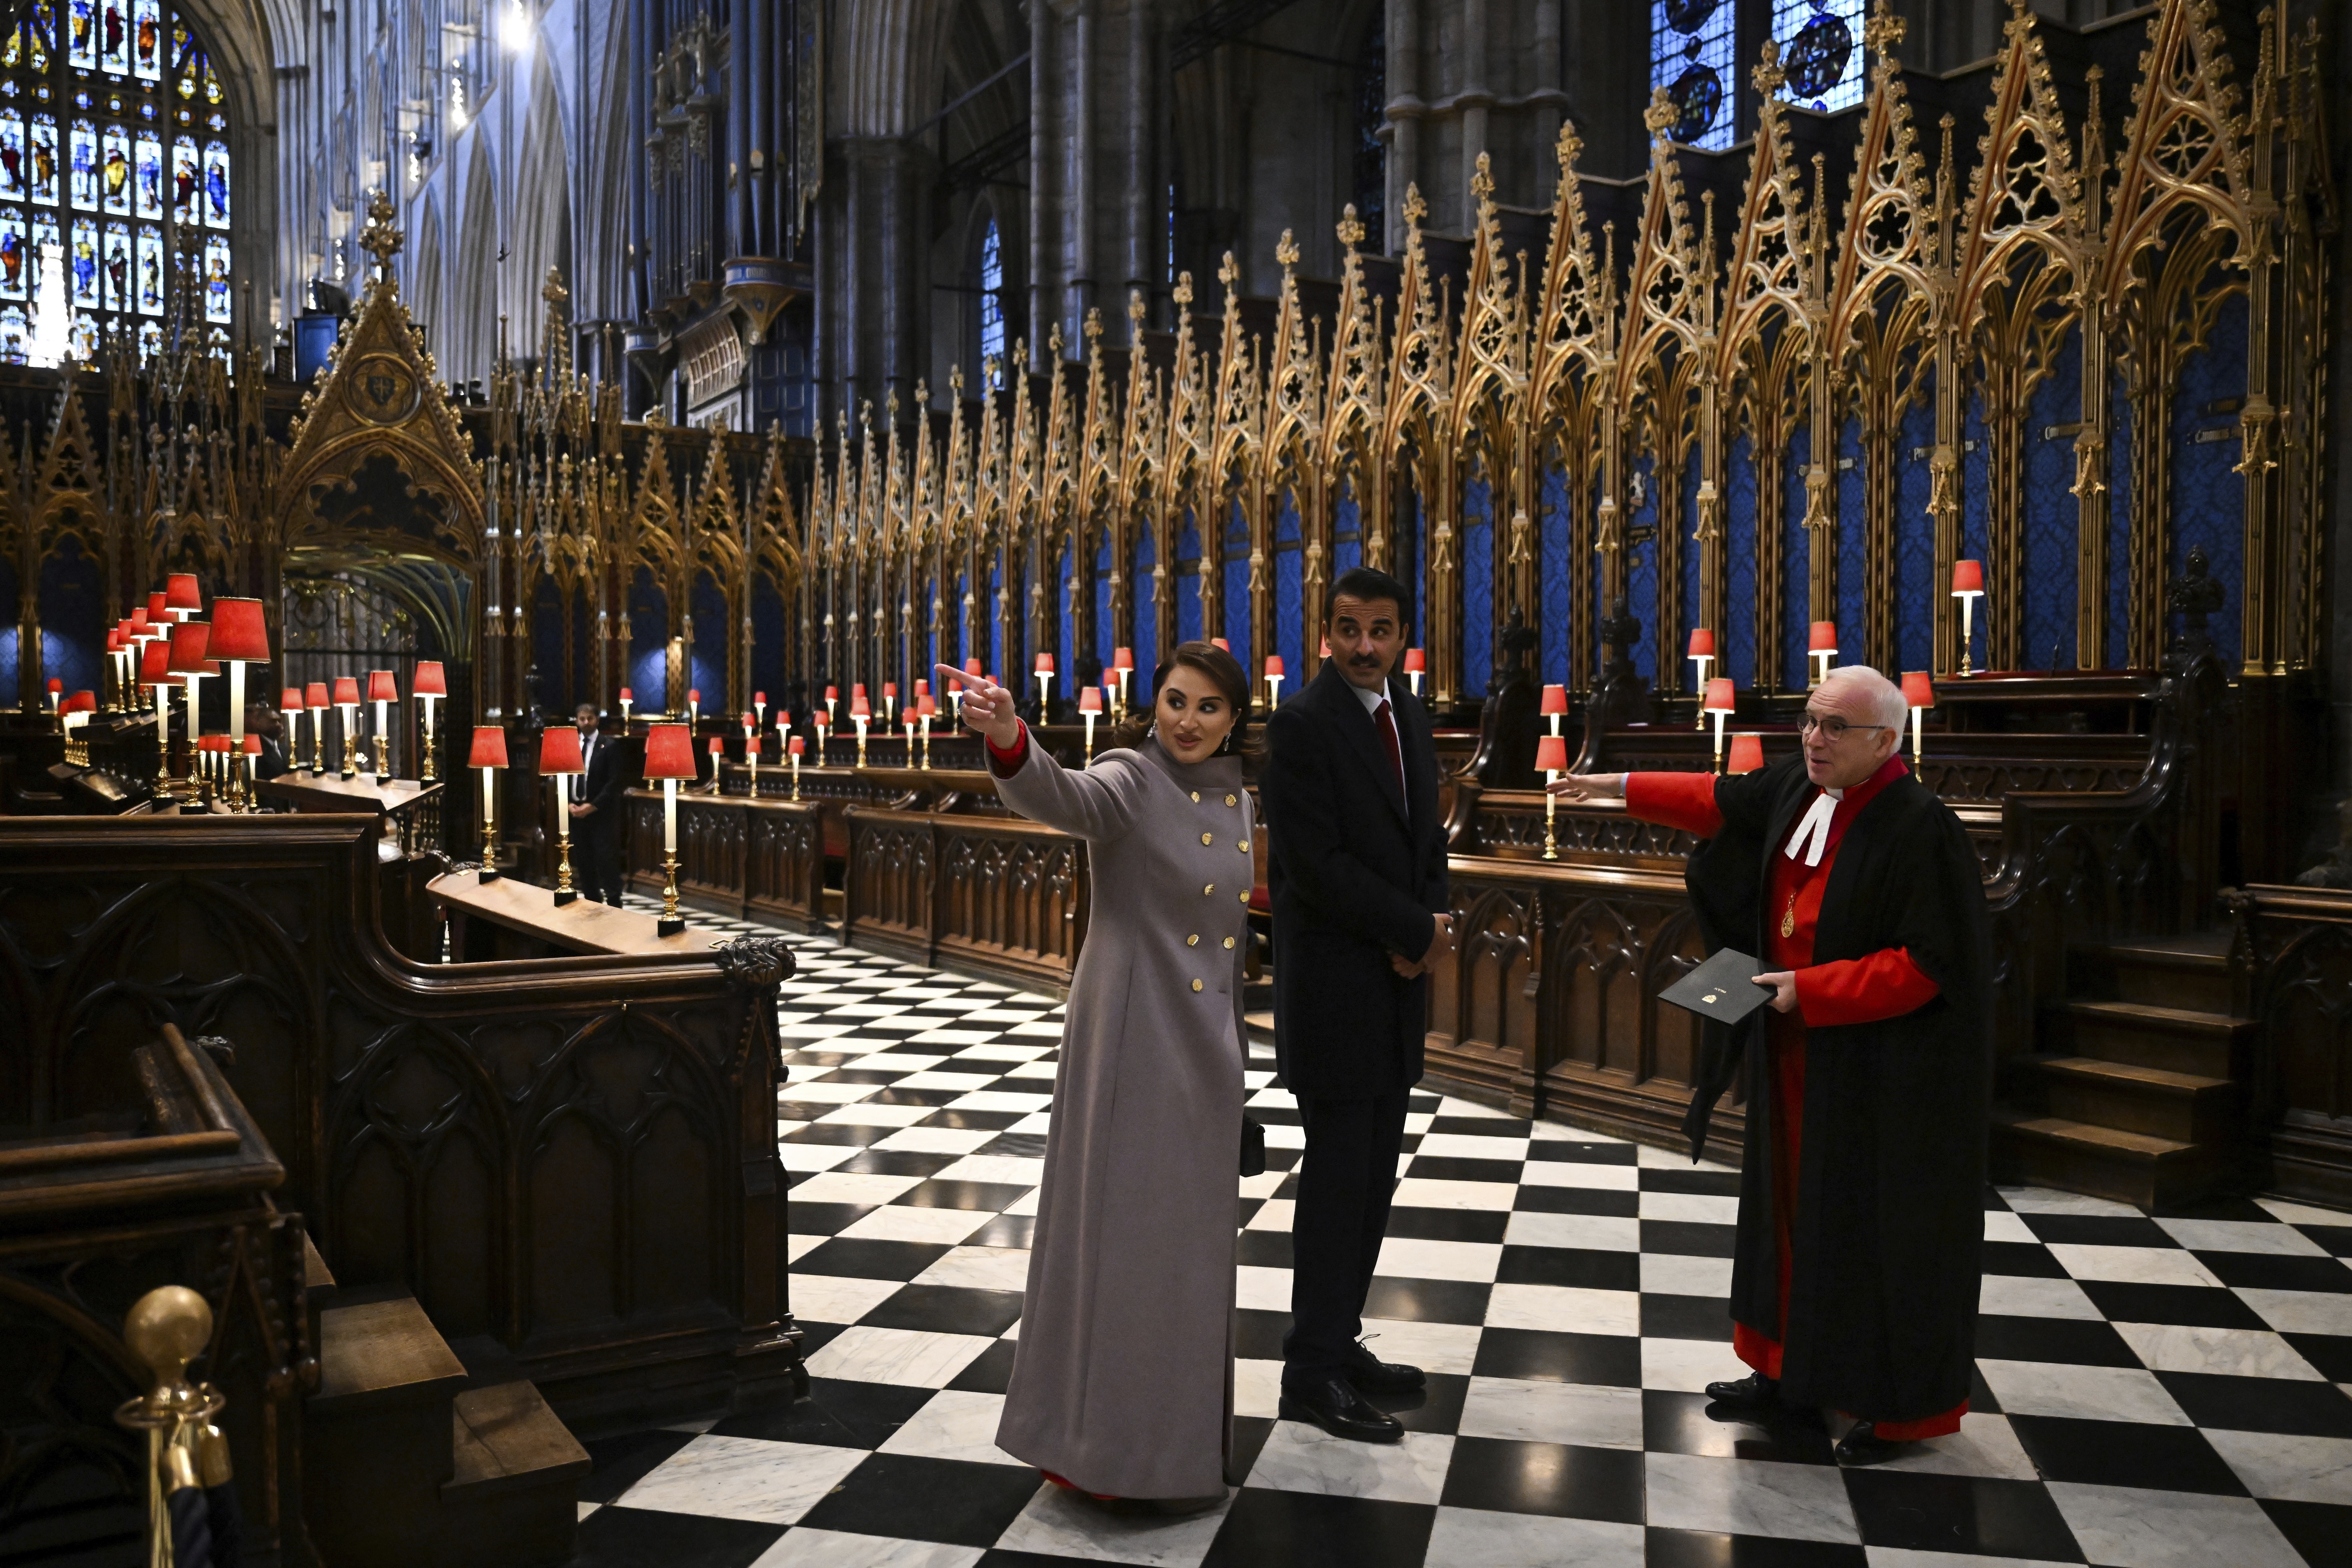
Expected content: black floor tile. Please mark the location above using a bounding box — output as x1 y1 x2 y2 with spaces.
1979 1240 2068 1278
1512 1183 1641 1217
2156 1371 2352 1437
1642 1221 1739 1258
2005 1415 2247 1495
1471 1327 1641 1387
1234 1308 1291 1362
1428 1115 1530 1138
1405 1155 1525 1185
835 1149 968 1178
1526 1140 1638 1165
863 1284 1028 1337
781 1121 874 1144
894 1179 1036 1213
1643 1293 1734 1342
2150 1196 2280 1222
793 1320 848 1360
1228 1414 1275 1482
1364 1371 1468 1434
1972 1314 2141 1368
977 1133 1051 1159
1643 1525 1867 1567
1362 1275 1489 1326
869 1086 973 1107
2076 1280 2269 1330
966 1213 1036 1250
1203 1489 1435 1568
1381 1206 1509 1244
919 1108 1028 1131
2261 1499 2352 1568
1642 1167 1743 1197
577 1428 699 1504
948 1339 1019 1394
2300 1224 2352 1258
709 1377 936 1448
796 1453 1043 1546
1969 1364 2002 1415
1640 1390 1835 1465
1237 1230 1295 1269
2018 1214 2174 1248
2194 1250 2352 1293
1498 1245 1642 1291
788 1201 879 1236
1437 1435 1646 1523
571 1506 786 1568
1841 1468 2085 1561
822 1069 913 1084
794 1237 955 1282
2284 1332 2352 1383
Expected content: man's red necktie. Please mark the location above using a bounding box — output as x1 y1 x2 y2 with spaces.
1375 698 1405 807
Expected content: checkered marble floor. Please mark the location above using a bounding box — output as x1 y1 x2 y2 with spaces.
581 899 2352 1568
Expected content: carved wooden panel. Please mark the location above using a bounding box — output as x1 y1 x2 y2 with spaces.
934 816 1087 990
2227 885 2352 1209
843 809 940 967
745 802 827 931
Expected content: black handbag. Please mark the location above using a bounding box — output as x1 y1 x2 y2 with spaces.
1240 1114 1267 1177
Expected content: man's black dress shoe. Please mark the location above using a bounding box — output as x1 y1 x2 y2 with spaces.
1347 1346 1426 1395
1703 1371 1780 1412
1280 1377 1405 1444
1834 1420 1903 1466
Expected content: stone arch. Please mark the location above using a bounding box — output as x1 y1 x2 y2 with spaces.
510 49 571 364
450 135 499 386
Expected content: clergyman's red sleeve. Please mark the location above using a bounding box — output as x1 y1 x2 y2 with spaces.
1796 947 1941 1028
1624 772 1726 837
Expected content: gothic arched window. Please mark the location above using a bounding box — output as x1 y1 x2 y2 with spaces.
0 0 232 364
978 215 1005 384
1650 1 1736 152
1773 0 1866 115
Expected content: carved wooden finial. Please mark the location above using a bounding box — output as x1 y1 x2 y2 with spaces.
1083 306 1102 345
1127 287 1147 326
1863 0 1906 58
1048 320 1063 357
1217 251 1239 290
1173 271 1194 308
1643 86 1677 138
1336 204 1365 250
1470 152 1494 206
1275 229 1300 270
1753 37 1785 97
1402 183 1427 229
951 364 965 399
542 266 568 307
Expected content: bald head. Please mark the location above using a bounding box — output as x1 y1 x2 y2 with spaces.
1805 665 1905 789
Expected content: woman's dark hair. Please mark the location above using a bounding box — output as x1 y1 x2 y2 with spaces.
1106 639 1261 759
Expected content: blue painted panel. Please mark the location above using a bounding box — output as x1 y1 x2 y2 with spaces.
1222 502 1252 671
989 560 1005 677
1628 454 1657 682
1539 465 1573 688
753 577 789 711
2170 292 2246 665
0 556 15 704
2024 331 2082 671
35 533 101 703
1057 541 1075 695
691 571 727 706
1462 477 1493 692
629 566 668 707
1725 434 1757 689
1783 426 1811 686
1961 392 1990 672
1334 486 1363 577
1177 506 1203 645
2107 377 2132 666
1276 492 1302 543
1836 415 1865 660
1275 493 1304 687
1894 391 1935 677
1681 443 1704 681
1095 530 1114 683
1131 527 1157 675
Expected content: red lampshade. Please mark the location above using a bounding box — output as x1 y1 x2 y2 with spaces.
413 660 446 697
1264 656 1285 678
280 687 303 710
814 708 829 727
1534 734 1570 773
1808 620 1838 653
1952 559 1984 594
777 710 792 727
689 688 702 705
742 712 756 729
1539 683 1569 716
105 630 123 652
1728 733 1765 775
1902 671 1935 709
333 677 361 706
164 572 202 613
467 726 508 768
1033 654 1054 674
1210 639 1229 652
45 677 60 693
917 694 937 716
1079 686 1104 713
1403 648 1426 673
306 681 331 710
129 612 153 638
140 639 176 684
166 621 210 674
707 736 723 753
826 685 840 699
1703 677 1737 713
962 660 982 677
852 683 867 697
755 690 767 705
619 686 634 703
361 670 394 703
201 735 224 753
745 736 760 756
538 725 584 774
1688 628 1716 658
146 591 170 621
242 735 261 755
787 735 807 757
644 723 696 779
882 682 897 699
59 690 91 712
1113 647 1134 670
850 693 872 718
208 597 270 662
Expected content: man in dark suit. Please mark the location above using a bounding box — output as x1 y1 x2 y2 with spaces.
245 703 293 781
1261 566 1453 1443
568 703 626 906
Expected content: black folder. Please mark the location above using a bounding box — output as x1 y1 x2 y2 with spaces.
1658 948 1774 1026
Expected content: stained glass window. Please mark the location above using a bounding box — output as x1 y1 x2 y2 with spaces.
978 216 1005 386
1651 0 1737 152
0 1 229 364
1773 0 1868 116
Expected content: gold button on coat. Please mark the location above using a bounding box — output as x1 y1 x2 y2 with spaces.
1203 883 1215 895
1187 934 1199 946
1239 891 1249 903
1239 840 1250 852
1190 979 1203 992
1201 833 1214 845
1225 794 1237 806
1190 791 1200 802
1223 936 1235 949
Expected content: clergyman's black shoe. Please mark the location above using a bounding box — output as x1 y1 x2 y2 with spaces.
1280 1377 1405 1444
1834 1420 1904 1467
1346 1346 1426 1396
1703 1371 1780 1412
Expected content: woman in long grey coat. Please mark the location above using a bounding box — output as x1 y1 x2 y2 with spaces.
938 645 1255 1503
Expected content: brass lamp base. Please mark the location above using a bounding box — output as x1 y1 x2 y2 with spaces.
553 831 577 906
341 734 358 780
658 853 685 936
480 824 500 882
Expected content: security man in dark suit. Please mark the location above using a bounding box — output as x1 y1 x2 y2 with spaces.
245 703 293 781
1261 566 1453 1443
568 703 626 906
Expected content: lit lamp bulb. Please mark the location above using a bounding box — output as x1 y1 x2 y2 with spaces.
305 682 331 774
1807 621 1838 688
1536 733 1569 862
469 725 508 880
164 572 202 624
1078 685 1103 763
754 690 768 730
917 692 937 770
1951 561 1985 677
367 670 399 783
1902 670 1935 766
849 690 872 768
1687 629 1715 729
813 706 830 761
208 597 270 811
1112 647 1134 716
642 723 697 934
1703 677 1737 774
787 733 805 800
1539 683 1568 738
1263 655 1284 708
707 734 725 789
138 638 180 802
902 698 919 763
687 688 701 729
882 681 897 727
1728 733 1765 776
775 709 791 765
45 677 61 714
745 730 760 789
619 686 633 727
824 684 840 726
741 710 756 768
333 676 361 777
413 660 446 780
280 686 304 783
166 621 213 806
538 723 585 905
1403 647 1425 697
1033 653 1055 719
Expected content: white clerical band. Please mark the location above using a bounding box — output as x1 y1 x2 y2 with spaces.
1784 787 1844 867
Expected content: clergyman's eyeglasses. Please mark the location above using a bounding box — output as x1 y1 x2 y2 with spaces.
1799 712 1888 741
